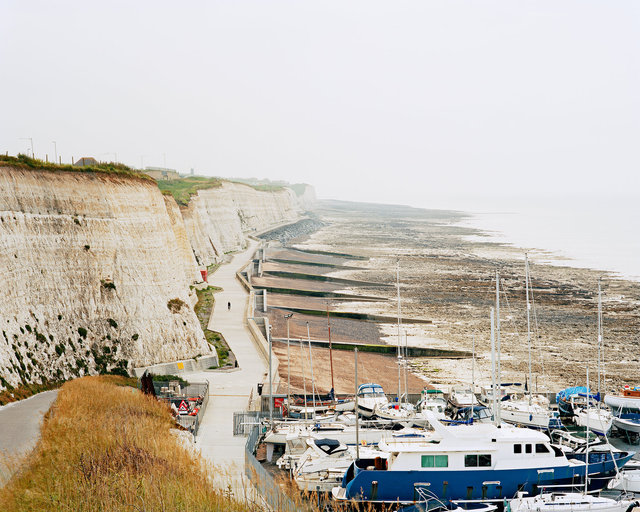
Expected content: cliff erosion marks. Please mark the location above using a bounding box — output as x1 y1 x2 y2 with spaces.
0 166 311 389
0 166 209 388
181 181 304 268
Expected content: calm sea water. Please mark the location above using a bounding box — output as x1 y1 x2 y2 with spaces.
451 197 640 282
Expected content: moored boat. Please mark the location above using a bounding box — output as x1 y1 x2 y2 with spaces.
605 387 640 414
509 492 638 512
356 383 388 418
331 412 633 505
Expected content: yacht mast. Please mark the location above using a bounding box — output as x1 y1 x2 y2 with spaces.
490 308 498 426
525 254 532 408
496 271 501 424
585 365 590 495
396 260 402 403
597 278 603 398
299 336 307 420
306 322 317 420
354 347 360 460
472 333 476 396
327 303 335 398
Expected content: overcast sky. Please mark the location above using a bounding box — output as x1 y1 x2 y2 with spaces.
1 1 638 208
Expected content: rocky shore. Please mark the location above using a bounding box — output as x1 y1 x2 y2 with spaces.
285 200 640 394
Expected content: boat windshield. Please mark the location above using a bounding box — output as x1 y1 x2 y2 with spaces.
359 386 385 398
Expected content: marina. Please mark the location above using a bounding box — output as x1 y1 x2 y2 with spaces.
240 232 640 511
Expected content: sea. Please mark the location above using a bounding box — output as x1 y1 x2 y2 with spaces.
448 196 640 282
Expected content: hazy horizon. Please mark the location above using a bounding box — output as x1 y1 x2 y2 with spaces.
2 1 639 209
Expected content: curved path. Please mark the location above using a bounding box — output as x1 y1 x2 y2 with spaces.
0 389 58 485
185 240 267 488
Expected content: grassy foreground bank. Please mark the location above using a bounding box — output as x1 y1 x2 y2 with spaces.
0 376 250 512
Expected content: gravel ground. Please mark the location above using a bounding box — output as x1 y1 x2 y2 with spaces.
286 200 640 394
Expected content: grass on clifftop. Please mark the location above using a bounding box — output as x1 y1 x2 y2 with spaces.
0 154 153 181
0 376 252 512
157 176 223 206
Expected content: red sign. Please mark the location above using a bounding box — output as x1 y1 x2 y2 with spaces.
178 400 189 414
274 397 285 409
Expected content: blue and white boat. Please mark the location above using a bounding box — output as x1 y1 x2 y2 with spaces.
331 412 634 505
356 383 389 418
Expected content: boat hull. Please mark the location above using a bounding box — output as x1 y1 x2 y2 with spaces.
613 415 640 434
605 395 640 413
336 453 634 504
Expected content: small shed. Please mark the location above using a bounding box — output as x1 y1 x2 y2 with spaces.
74 157 99 167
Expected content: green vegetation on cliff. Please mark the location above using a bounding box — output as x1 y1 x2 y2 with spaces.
0 154 153 181
157 176 222 206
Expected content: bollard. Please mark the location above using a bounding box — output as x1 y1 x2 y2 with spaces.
371 481 378 501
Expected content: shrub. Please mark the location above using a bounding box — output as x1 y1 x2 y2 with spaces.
83 245 90 251
55 344 65 356
58 314 62 321
25 324 32 333
131 333 139 341
78 327 88 338
167 298 187 313
107 318 118 329
101 280 116 290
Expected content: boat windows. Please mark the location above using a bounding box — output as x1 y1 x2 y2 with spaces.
514 444 522 454
535 443 550 454
464 454 491 467
525 444 532 454
421 455 449 468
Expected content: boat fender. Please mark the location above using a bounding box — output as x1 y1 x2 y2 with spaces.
624 502 639 512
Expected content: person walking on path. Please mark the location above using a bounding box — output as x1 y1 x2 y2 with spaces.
227 301 231 311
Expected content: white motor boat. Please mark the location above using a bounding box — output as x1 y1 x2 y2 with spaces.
574 406 613 436
509 492 638 512
356 383 388 418
448 387 478 409
293 438 387 492
605 387 640 413
608 469 640 494
499 395 562 431
374 401 416 426
414 389 448 426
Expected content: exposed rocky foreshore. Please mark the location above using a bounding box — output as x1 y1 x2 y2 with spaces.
287 200 640 394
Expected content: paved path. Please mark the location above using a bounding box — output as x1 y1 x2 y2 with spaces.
0 389 58 485
184 240 267 493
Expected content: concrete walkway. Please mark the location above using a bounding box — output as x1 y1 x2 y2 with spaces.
0 389 58 485
184 240 267 490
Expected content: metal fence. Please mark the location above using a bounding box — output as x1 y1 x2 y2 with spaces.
245 425 301 512
151 380 209 437
234 411 282 436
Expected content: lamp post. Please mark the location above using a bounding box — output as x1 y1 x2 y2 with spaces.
285 313 293 410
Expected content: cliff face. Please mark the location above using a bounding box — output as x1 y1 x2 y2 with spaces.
182 182 302 268
0 167 210 387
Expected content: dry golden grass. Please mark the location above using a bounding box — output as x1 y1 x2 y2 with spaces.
0 376 255 512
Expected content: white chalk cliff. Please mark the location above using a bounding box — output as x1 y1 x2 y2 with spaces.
0 166 310 388
182 181 303 268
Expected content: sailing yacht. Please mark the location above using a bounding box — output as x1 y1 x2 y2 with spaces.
499 255 560 431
